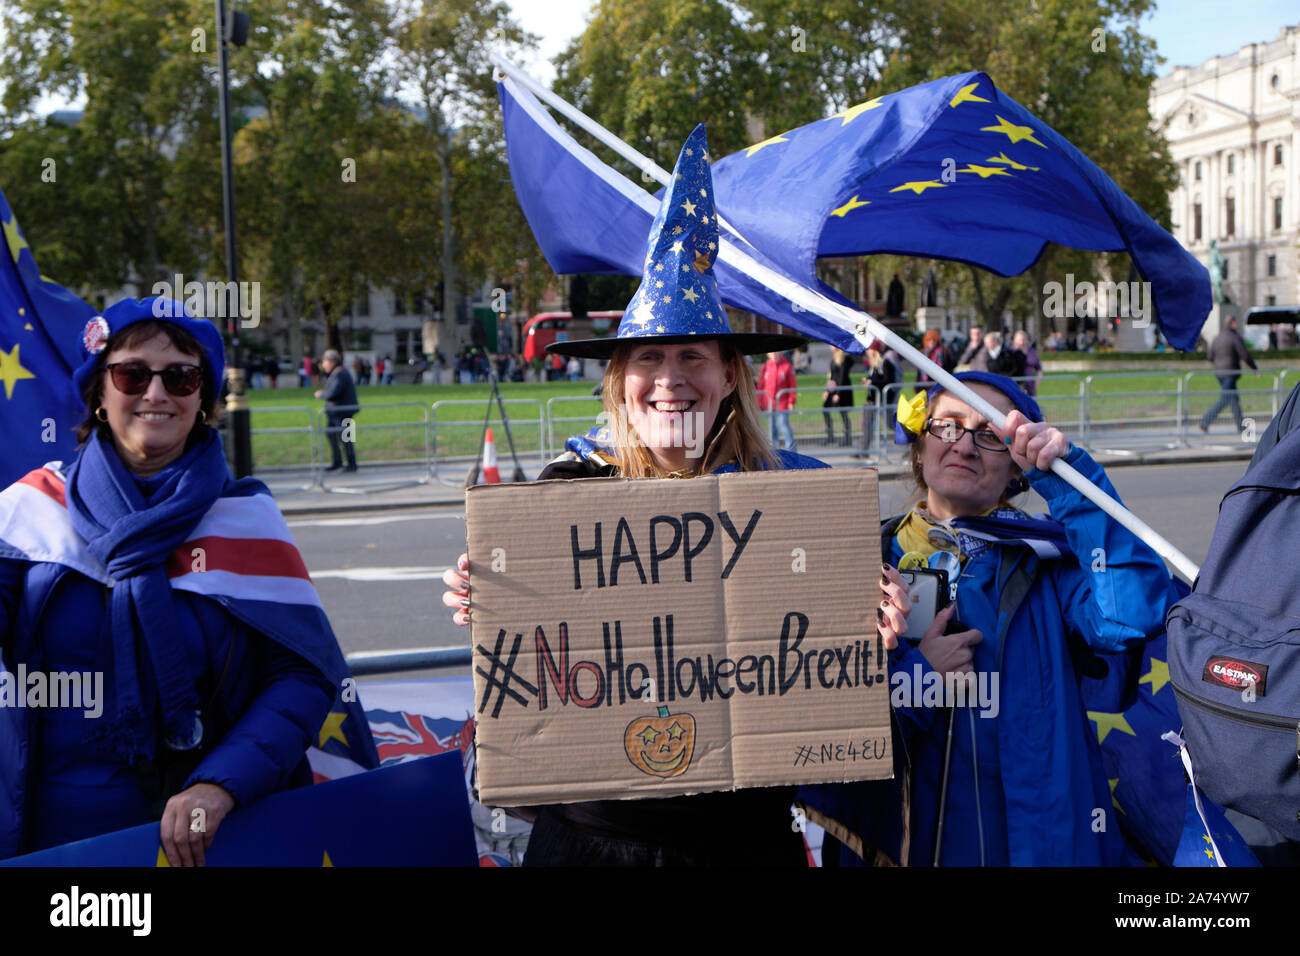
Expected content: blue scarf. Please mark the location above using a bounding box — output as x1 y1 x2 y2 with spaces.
65 430 227 763
950 509 1075 562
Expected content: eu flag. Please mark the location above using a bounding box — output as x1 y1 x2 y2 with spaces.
0 188 95 488
500 70 1210 352
710 71 1209 350
498 77 864 352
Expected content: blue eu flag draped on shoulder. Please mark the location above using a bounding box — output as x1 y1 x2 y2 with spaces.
0 187 96 489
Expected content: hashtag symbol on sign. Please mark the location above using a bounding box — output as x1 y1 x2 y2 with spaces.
793 744 816 767
475 629 539 718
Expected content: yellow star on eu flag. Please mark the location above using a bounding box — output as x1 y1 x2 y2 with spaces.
830 98 883 125
2 214 30 263
0 344 36 400
744 133 790 157
1139 657 1170 696
986 151 1040 172
950 83 990 108
980 115 1047 148
958 164 1013 179
831 195 871 217
1087 710 1136 745
889 180 947 195
317 711 348 748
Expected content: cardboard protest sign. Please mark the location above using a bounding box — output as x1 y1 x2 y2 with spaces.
466 469 887 805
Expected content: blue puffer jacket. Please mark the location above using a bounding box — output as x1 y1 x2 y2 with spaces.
883 445 1171 866
0 481 338 860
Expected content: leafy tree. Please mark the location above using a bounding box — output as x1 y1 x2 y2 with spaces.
0 0 222 290
388 0 535 341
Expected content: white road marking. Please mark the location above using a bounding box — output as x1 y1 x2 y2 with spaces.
288 512 464 528
311 566 445 581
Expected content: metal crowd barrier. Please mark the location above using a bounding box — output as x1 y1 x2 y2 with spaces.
429 397 548 487
346 646 472 677
247 404 320 491
251 368 1300 492
1178 369 1280 447
312 401 435 494
545 394 605 458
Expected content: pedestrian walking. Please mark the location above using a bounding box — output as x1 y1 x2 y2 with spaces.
1199 317 1259 434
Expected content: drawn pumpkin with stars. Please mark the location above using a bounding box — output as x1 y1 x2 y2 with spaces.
624 705 696 778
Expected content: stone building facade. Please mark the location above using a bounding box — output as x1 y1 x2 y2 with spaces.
1150 25 1300 334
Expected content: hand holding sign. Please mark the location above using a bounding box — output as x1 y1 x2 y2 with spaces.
466 470 891 805
160 782 235 867
441 552 471 627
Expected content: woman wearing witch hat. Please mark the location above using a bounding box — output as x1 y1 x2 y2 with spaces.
442 127 839 865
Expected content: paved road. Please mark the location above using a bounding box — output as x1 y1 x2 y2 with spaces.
287 459 1250 661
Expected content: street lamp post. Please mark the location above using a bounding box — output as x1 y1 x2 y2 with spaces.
216 0 252 476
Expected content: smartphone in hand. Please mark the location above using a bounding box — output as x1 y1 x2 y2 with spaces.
899 568 950 643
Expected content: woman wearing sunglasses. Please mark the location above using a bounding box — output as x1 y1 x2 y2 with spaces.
852 370 1173 866
0 297 368 865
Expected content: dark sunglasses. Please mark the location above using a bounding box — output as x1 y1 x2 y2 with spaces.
924 417 1009 453
103 362 203 397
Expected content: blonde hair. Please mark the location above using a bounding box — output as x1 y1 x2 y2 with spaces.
601 340 781 477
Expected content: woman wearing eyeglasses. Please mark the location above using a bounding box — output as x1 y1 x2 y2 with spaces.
0 297 367 865
864 370 1172 866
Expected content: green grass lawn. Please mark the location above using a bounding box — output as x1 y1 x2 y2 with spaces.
243 368 1289 467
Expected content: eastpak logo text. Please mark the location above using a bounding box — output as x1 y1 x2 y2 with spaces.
1201 656 1268 696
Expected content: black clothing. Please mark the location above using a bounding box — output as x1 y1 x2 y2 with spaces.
885 276 905 317
519 455 808 867
822 356 854 446
986 348 1025 379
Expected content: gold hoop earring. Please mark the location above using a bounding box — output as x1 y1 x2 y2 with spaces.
197 410 209 426
94 407 108 423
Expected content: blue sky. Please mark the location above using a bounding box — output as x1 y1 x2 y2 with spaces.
1141 0 1298 71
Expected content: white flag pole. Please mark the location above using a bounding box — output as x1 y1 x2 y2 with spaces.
491 55 1201 583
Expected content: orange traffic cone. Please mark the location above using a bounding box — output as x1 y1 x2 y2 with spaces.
481 427 501 484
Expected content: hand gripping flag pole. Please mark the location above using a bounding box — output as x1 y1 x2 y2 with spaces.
491 54 1201 583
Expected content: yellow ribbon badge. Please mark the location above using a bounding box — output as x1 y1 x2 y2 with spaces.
896 390 928 437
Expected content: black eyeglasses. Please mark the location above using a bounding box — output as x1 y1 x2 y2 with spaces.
103 362 203 397
924 417 1008 453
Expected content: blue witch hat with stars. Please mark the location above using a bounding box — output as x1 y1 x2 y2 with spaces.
546 125 805 359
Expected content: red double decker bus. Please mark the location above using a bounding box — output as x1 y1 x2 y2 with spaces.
521 311 622 363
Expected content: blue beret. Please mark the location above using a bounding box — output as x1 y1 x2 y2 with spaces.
72 297 225 402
